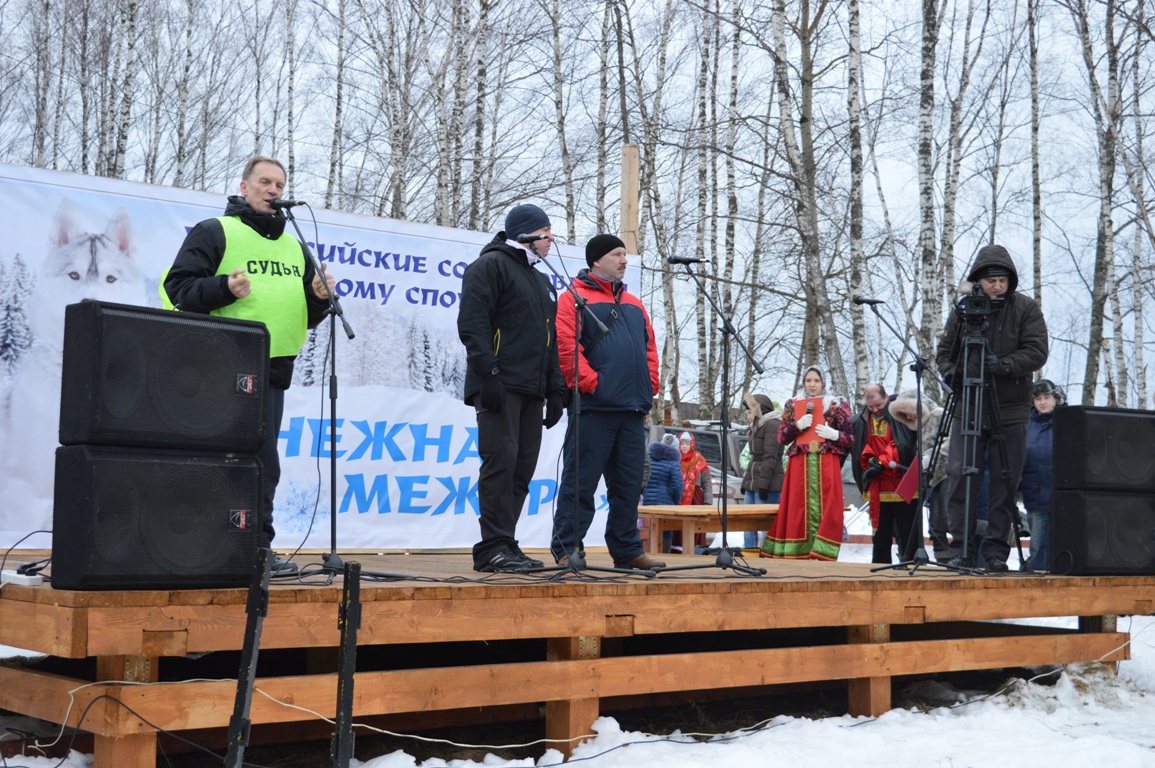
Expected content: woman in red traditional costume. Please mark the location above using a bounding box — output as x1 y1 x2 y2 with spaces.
761 366 853 560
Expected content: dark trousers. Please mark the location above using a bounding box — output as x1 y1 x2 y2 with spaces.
550 410 646 563
927 483 951 557
473 390 544 566
871 498 919 564
257 385 286 549
945 419 1027 563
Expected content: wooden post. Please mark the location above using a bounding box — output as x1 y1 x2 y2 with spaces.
846 624 891 716
619 144 640 254
1079 615 1119 672
544 636 600 758
94 655 158 768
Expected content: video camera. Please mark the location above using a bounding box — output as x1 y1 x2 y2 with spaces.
956 282 1000 319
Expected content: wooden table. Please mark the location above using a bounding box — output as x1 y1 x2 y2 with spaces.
640 503 778 552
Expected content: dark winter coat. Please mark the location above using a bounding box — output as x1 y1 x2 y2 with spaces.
935 244 1049 427
642 440 683 506
1018 408 1055 513
556 268 659 412
164 195 330 388
741 393 784 495
456 234 566 405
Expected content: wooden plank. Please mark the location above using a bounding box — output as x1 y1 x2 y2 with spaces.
0 595 86 656
71 582 1155 655
0 665 97 729
51 631 1126 733
619 145 641 254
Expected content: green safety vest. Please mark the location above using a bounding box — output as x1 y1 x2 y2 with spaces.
159 216 309 358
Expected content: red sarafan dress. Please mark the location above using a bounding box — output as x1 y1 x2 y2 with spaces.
761 394 853 560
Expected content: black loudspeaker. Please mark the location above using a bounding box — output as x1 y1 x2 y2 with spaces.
1051 490 1155 576
59 300 269 453
51 445 262 590
1053 406 1155 492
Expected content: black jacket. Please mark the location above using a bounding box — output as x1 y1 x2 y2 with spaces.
164 196 330 388
935 245 1049 426
850 402 917 493
457 234 566 404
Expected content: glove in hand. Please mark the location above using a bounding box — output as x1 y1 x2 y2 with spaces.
757 490 770 501
543 391 564 428
986 354 1011 376
795 413 814 431
814 423 839 441
479 375 505 412
861 458 884 488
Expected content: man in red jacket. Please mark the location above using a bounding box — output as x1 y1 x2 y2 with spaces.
550 234 664 570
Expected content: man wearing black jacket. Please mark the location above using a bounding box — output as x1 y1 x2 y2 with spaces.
935 245 1048 571
164 156 335 575
457 204 567 573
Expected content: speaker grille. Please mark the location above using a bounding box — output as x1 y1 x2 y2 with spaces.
1051 490 1155 576
52 445 261 590
60 301 268 452
1054 406 1155 492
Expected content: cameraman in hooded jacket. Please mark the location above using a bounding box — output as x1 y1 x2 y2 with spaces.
935 244 1048 571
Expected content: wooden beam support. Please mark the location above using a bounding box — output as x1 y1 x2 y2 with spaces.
847 624 891 717
7 631 1121 737
545 637 601 758
93 654 159 768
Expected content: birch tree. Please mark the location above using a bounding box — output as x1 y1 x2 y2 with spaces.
917 0 945 401
1066 0 1122 404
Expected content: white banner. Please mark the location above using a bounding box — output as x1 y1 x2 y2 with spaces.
0 164 628 552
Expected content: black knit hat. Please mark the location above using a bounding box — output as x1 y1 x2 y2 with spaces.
979 265 1012 278
585 233 626 268
504 204 551 241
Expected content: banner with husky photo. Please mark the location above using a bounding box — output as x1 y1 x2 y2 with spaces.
0 163 625 552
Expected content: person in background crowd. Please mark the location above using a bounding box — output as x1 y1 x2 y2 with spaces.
643 433 684 508
667 431 713 553
164 155 335 576
678 432 713 506
1020 378 1064 572
851 384 921 564
457 203 567 573
893 393 951 563
739 393 784 549
762 366 853 561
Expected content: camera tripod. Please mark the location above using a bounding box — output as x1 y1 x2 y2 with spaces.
925 319 1027 573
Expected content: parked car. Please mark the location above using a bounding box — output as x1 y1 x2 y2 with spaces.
647 422 746 503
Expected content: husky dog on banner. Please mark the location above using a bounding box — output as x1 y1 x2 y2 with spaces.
3 200 146 532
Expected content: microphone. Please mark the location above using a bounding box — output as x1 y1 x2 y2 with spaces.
516 233 552 244
667 256 707 265
270 198 306 210
852 295 885 306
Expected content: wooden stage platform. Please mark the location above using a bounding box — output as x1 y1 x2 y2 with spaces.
1 550 1153 768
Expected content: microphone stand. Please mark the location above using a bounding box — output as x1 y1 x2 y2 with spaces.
859 299 944 575
278 205 360 579
526 239 655 579
657 259 765 577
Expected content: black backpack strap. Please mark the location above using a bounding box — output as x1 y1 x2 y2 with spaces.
583 289 623 354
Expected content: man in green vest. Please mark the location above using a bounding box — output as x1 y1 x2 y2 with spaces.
164 156 335 575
